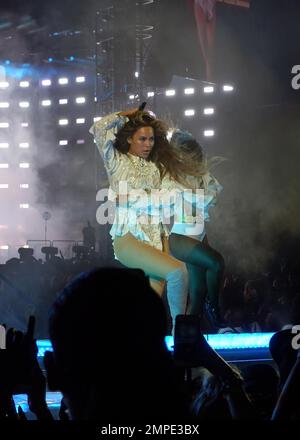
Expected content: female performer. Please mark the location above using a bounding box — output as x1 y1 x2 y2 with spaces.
162 129 225 328
90 108 190 332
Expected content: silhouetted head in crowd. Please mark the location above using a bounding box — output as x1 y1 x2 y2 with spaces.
45 267 187 420
269 329 298 389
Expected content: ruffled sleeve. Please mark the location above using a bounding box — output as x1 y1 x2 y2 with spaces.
89 113 127 175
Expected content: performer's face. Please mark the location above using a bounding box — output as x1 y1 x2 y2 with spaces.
128 126 155 159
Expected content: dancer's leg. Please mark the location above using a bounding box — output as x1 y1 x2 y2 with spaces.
186 263 207 316
113 233 188 328
169 233 224 313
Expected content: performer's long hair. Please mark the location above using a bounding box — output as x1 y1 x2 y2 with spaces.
114 111 208 186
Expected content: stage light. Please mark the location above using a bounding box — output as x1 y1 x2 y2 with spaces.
93 116 102 122
184 88 195 95
0 102 9 108
76 97 86 104
19 142 29 148
21 122 29 127
0 245 9 250
0 184 9 188
165 89 176 96
41 79 51 87
76 118 85 124
0 164 9 168
41 100 51 106
19 81 30 88
77 139 85 144
19 101 30 108
59 99 68 105
0 123 9 128
129 95 135 100
204 107 214 115
19 204 29 209
58 78 69 85
59 119 69 125
135 71 139 78
0 82 9 88
48 57 53 62
204 86 214 93
76 76 86 83
223 84 234 92
184 109 195 116
20 184 29 189
5 60 10 65
147 92 154 97
0 143 9 148
204 129 215 137
69 56 75 61
59 140 68 146
19 163 30 168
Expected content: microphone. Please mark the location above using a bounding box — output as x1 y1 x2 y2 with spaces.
138 101 147 111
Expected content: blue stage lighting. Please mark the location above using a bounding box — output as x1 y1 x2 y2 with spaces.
48 57 53 62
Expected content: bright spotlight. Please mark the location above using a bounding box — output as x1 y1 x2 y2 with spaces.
129 95 135 100
20 81 30 88
19 163 30 168
76 97 86 104
147 92 155 97
184 109 195 116
19 102 30 108
223 84 234 92
59 119 69 126
0 184 9 188
19 142 29 148
20 184 29 189
204 86 214 93
165 89 176 96
0 102 9 108
135 71 139 78
19 204 29 209
204 108 215 115
41 100 51 106
21 122 29 127
41 79 51 87
0 164 9 168
0 122 9 128
59 99 68 105
184 88 195 95
59 140 68 146
0 82 9 88
204 129 215 137
0 245 9 250
76 118 85 124
76 76 86 83
76 139 85 144
58 78 69 85
0 143 9 148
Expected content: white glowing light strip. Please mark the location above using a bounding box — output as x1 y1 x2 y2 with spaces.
76 97 86 104
41 100 51 106
59 99 68 105
223 84 234 92
129 95 135 100
76 118 85 124
20 203 29 208
204 129 215 137
21 122 29 127
19 142 29 148
0 163 9 168
0 102 9 108
0 82 9 88
20 81 30 88
19 163 30 168
135 71 139 78
19 101 30 108
0 184 9 188
0 245 9 250
76 76 86 83
165 89 176 96
184 88 195 95
0 143 9 148
59 119 69 125
184 109 195 116
58 78 69 85
59 140 68 146
147 91 155 97
20 184 29 189
204 108 215 115
41 79 51 86
204 86 214 93
0 122 9 128
77 139 85 144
